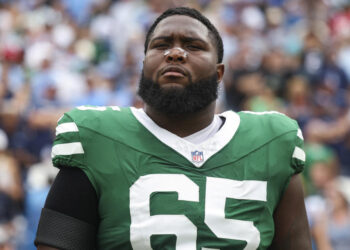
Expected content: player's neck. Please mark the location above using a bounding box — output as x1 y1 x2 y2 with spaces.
144 102 216 138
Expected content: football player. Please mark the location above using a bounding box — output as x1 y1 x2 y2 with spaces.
35 7 312 250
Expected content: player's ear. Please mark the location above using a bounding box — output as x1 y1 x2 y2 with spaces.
216 63 224 83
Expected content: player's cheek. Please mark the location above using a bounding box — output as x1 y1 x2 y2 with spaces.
144 53 163 79
191 57 217 78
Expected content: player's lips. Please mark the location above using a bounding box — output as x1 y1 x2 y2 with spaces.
161 66 187 77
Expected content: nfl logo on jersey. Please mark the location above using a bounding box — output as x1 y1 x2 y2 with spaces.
191 150 204 163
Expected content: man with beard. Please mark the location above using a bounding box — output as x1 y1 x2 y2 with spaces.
35 7 311 250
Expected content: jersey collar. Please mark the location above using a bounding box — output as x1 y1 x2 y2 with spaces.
130 107 240 168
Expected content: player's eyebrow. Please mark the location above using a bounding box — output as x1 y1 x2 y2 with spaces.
150 36 208 45
150 36 172 43
181 37 207 44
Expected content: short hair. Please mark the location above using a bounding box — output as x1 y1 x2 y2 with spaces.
144 7 224 63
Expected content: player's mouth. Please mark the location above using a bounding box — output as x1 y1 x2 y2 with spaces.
161 66 187 78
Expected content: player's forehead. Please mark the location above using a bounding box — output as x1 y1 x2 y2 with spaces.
150 15 210 43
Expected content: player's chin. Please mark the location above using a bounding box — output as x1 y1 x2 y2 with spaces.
158 77 189 89
160 83 187 90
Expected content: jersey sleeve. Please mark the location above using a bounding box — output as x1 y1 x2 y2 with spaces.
238 111 306 175
265 112 306 175
51 112 85 169
291 128 305 174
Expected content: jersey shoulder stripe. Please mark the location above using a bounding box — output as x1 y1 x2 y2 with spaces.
297 128 304 140
55 122 79 135
292 129 305 173
52 142 84 157
293 146 305 162
52 110 85 169
51 105 131 170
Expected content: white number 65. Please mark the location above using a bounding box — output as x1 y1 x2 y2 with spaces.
130 174 267 250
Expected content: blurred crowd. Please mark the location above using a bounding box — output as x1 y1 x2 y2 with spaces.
0 0 349 249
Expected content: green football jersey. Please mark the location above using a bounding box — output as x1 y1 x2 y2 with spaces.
52 106 305 250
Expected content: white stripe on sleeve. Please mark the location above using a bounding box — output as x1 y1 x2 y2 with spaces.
297 129 304 140
56 122 79 135
51 142 84 157
292 146 305 162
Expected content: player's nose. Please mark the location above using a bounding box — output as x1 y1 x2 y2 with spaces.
164 47 187 63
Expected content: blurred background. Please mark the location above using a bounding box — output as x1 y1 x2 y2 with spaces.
0 0 349 249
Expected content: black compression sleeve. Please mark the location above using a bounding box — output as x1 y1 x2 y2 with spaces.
35 167 99 249
35 208 96 250
44 167 99 226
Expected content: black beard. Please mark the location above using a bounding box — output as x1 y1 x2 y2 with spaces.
138 72 218 115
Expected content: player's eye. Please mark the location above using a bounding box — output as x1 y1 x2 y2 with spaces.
186 44 202 51
153 43 169 50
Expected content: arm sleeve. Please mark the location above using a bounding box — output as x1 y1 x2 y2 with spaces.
34 167 98 249
44 167 98 226
51 113 85 169
291 128 306 174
